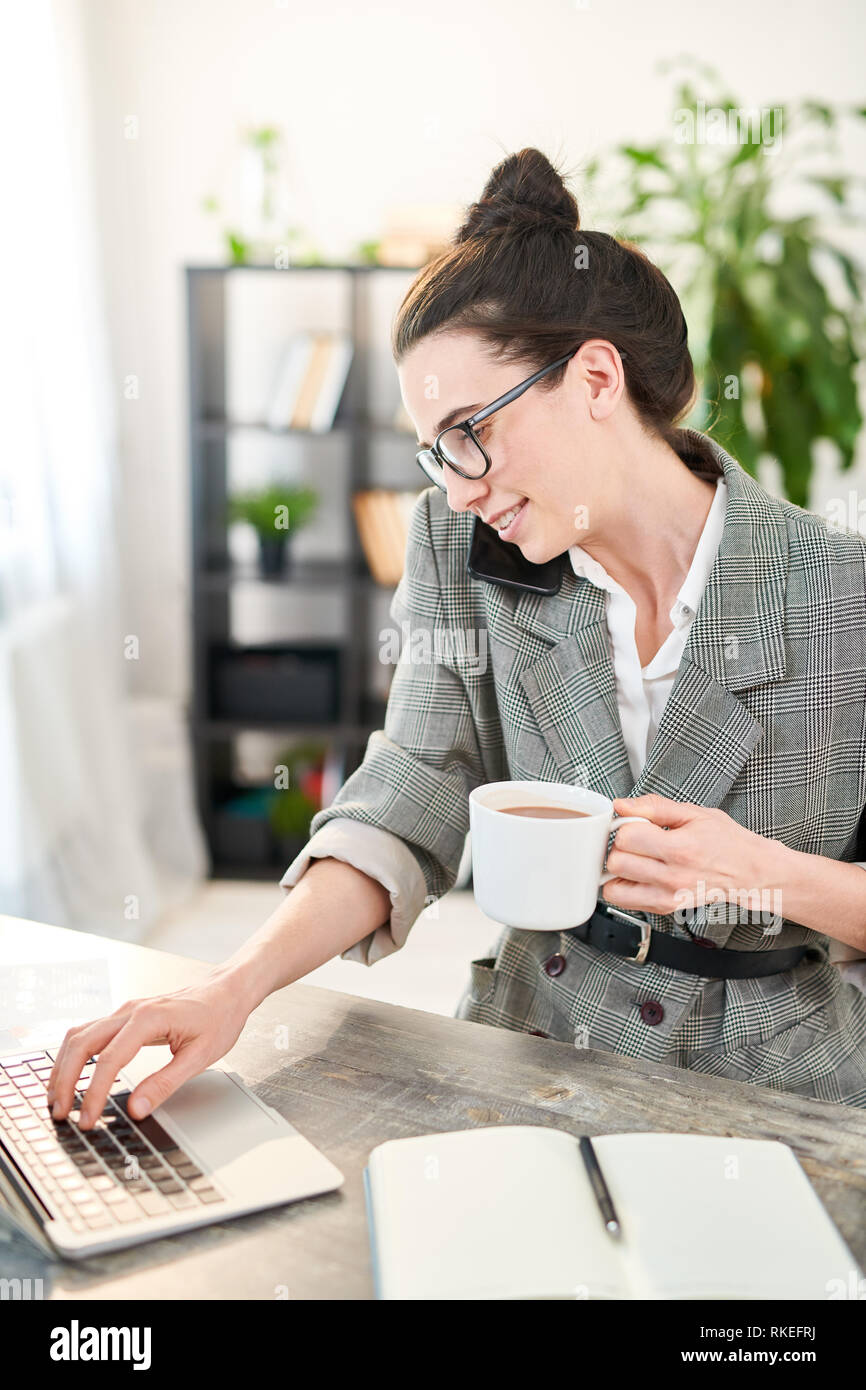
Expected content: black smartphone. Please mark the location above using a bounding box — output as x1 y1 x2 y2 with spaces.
466 515 566 596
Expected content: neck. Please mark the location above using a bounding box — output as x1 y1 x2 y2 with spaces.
578 434 719 615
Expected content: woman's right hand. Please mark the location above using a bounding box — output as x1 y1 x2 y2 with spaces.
46 969 252 1130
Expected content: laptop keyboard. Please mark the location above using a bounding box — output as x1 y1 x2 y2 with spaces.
0 1049 225 1235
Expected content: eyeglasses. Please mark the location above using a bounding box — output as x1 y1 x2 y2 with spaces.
415 345 628 492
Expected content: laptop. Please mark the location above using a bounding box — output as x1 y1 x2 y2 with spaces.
0 1040 344 1260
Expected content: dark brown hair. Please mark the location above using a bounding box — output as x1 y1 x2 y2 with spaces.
392 147 720 476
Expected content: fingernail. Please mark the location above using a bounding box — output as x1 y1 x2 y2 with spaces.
131 1097 151 1119
46 1089 54 1105
52 1101 61 1117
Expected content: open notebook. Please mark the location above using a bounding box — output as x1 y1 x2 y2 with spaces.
363 1126 862 1300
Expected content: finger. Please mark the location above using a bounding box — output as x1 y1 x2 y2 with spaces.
77 1007 173 1128
609 821 670 858
46 999 137 1104
125 1041 209 1121
48 1012 137 1119
613 794 697 828
606 846 670 884
601 878 670 913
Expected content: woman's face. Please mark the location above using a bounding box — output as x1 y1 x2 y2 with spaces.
397 328 625 566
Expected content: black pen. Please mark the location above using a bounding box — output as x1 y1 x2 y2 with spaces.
579 1135 621 1239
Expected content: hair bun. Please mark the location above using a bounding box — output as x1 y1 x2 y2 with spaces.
455 147 579 243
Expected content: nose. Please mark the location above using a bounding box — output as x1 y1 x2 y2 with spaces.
444 468 489 516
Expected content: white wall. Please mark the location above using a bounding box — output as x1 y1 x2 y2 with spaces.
75 0 866 704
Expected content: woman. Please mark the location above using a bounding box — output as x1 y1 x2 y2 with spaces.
49 148 866 1123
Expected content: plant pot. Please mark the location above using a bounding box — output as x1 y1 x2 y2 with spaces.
257 535 290 577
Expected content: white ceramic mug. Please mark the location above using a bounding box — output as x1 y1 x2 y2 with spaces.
469 780 651 931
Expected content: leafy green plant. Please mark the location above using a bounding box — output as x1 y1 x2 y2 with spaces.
228 484 319 537
355 238 384 265
268 740 328 838
268 786 318 838
585 58 866 505
201 125 328 266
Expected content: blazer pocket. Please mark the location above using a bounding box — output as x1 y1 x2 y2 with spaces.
467 956 498 1004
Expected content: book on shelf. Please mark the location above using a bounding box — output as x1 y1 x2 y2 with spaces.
265 331 353 432
351 489 422 587
364 1125 864 1301
308 334 353 432
266 334 314 430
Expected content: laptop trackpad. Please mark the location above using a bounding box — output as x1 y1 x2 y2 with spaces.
120 1048 283 1169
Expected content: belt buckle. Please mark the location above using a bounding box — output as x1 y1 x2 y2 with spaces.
600 902 652 965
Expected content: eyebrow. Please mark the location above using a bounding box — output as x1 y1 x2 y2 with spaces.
417 403 483 448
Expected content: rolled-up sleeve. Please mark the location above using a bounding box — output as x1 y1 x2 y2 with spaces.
278 487 503 967
279 818 431 966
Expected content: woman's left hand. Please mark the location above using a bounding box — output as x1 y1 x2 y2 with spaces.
600 793 774 917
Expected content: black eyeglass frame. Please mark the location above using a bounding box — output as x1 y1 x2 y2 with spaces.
415 344 628 491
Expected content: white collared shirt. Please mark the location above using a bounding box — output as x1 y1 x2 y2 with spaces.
568 477 729 785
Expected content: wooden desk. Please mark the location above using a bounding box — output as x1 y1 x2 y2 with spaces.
1 915 865 1300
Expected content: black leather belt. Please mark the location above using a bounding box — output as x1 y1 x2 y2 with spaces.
566 901 810 978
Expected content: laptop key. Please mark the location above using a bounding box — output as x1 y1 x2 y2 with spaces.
135 1190 171 1215
193 1189 224 1204
57 1175 85 1191
84 1213 115 1229
168 1191 197 1209
69 1189 100 1206
113 1092 182 1154
77 1201 106 1219
103 1187 130 1205
112 1201 142 1222
152 1175 183 1193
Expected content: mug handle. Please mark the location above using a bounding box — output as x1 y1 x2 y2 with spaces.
599 814 653 885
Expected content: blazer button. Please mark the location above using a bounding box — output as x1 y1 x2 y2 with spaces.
639 1000 664 1026
543 954 567 978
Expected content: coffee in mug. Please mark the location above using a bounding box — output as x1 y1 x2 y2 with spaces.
468 780 651 931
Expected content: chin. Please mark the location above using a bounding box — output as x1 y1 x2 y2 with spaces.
517 535 559 565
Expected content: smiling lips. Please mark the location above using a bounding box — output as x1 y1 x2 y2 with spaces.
487 497 528 533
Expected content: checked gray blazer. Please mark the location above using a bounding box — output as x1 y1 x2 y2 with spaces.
300 428 866 1107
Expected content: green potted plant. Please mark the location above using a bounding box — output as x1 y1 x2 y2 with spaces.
268 740 327 861
228 483 319 576
584 59 866 506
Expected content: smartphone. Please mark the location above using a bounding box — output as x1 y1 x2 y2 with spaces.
466 514 565 596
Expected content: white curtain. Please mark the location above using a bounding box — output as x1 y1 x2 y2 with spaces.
0 0 206 938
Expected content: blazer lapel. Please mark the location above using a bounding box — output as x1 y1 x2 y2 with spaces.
505 430 790 815
513 582 635 800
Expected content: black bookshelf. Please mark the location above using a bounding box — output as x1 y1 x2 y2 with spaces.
186 263 419 878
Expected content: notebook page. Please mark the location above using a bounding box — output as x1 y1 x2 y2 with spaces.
593 1133 862 1300
367 1125 628 1300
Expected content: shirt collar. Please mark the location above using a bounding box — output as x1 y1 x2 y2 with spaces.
568 477 728 624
